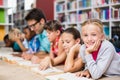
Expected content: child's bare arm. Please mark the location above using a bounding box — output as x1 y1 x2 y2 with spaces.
51 40 66 66
64 44 83 72
16 39 28 52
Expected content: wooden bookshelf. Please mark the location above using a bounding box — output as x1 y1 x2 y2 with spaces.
54 0 120 39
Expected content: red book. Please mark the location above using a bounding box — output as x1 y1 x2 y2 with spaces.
0 0 3 5
114 9 118 19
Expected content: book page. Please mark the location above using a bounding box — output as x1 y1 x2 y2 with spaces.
46 73 92 80
31 67 63 76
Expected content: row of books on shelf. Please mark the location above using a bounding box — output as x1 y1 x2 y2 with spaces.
57 9 110 23
13 19 26 27
17 3 24 11
79 0 91 8
93 8 109 20
93 0 109 6
13 12 24 21
78 10 91 22
111 7 120 19
56 2 65 12
111 0 120 3
68 12 77 23
67 0 77 10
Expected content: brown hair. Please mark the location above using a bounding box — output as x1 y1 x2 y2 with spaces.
44 20 63 34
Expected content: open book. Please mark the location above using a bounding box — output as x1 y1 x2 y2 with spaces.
31 67 63 76
46 72 92 80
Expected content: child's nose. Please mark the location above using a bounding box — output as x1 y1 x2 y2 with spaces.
88 36 92 41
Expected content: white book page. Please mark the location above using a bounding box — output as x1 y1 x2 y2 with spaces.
31 67 63 75
46 73 92 80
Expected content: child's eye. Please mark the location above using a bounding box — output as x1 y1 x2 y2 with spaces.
66 41 70 43
83 34 88 37
92 34 96 36
61 40 64 44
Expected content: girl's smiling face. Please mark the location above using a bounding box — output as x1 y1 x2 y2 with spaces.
61 33 78 53
81 24 104 48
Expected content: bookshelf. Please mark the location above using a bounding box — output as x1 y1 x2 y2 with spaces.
0 0 13 42
13 0 35 30
54 0 120 39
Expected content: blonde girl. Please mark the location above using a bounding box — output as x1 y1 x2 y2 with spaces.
76 19 120 79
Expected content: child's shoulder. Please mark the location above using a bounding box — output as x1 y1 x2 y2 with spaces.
99 40 116 52
101 40 114 48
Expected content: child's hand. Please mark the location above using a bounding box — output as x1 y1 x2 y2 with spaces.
22 52 33 60
85 40 101 54
76 69 91 78
31 55 40 64
70 43 81 53
39 56 51 70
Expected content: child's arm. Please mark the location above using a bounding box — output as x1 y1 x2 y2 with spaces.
15 39 28 52
51 39 67 66
64 44 84 72
84 40 115 79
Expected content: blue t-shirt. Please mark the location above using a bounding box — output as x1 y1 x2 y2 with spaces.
38 30 50 53
28 35 40 53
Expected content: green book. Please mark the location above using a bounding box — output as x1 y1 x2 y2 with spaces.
0 9 5 23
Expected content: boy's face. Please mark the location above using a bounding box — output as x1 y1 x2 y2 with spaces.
27 19 44 34
81 24 104 48
23 28 31 40
46 30 58 42
61 33 77 53
5 39 13 47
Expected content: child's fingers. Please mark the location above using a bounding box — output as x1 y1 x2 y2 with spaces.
39 63 45 70
86 74 90 78
76 72 82 77
94 39 101 51
39 62 48 70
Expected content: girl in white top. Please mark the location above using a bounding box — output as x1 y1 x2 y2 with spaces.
76 19 120 79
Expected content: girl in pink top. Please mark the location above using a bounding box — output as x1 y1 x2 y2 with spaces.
39 20 65 70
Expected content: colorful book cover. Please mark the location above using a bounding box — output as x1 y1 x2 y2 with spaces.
0 0 3 5
0 26 5 41
0 9 5 23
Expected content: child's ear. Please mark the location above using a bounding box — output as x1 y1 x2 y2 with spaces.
40 18 45 25
101 33 105 41
56 30 60 36
75 38 80 44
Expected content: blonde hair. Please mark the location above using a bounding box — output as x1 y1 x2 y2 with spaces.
9 28 22 41
81 19 103 33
